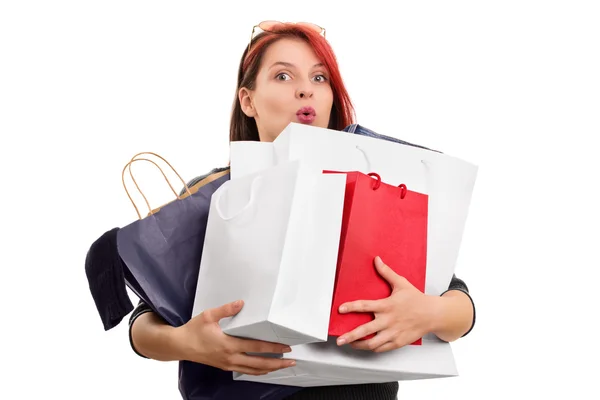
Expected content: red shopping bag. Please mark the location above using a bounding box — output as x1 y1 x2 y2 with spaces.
324 171 428 344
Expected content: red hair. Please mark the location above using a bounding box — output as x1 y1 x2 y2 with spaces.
230 23 356 142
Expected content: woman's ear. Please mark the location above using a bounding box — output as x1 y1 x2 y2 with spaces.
238 87 256 117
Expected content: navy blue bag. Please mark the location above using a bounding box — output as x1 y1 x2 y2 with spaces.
115 153 300 400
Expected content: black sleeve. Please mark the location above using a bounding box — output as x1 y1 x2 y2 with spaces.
442 274 476 337
128 300 156 359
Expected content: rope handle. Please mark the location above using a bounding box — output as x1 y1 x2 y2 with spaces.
121 152 192 219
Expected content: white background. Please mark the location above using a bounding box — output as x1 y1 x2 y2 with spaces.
1 0 599 399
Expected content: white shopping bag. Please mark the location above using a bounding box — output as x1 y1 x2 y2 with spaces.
229 123 477 385
230 122 478 296
233 336 458 387
191 160 347 346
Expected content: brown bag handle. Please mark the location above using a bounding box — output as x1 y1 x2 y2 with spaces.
126 152 192 199
121 152 192 219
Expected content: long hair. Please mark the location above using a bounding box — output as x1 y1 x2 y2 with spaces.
230 23 356 142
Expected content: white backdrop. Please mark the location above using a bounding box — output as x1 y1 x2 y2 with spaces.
1 1 599 399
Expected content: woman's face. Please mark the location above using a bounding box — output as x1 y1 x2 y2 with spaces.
239 37 334 142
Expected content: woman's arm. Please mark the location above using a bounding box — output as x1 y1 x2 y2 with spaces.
429 281 476 342
128 301 183 361
128 299 298 376
335 259 476 351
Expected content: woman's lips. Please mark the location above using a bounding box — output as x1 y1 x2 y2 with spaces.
296 106 316 124
296 114 316 124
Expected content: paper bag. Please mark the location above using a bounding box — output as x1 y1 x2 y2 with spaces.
229 123 477 385
191 160 347 346
233 336 458 387
323 170 428 344
231 122 478 296
116 152 231 326
115 154 304 400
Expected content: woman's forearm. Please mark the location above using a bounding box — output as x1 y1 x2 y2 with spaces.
429 290 474 342
131 312 185 361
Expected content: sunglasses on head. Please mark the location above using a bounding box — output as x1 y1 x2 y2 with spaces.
248 20 326 53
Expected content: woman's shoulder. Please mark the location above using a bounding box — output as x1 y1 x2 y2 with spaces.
179 166 230 196
187 166 230 186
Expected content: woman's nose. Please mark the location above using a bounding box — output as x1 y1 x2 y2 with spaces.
295 87 313 99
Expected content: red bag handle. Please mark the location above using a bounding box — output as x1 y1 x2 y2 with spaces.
367 173 407 199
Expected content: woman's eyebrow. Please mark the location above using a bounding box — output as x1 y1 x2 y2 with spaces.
268 61 325 70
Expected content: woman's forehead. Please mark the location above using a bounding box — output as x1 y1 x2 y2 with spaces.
261 38 323 68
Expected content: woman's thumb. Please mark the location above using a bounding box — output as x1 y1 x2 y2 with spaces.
206 300 244 322
226 300 244 316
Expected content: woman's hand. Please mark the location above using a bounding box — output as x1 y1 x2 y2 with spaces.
335 256 438 353
174 300 296 376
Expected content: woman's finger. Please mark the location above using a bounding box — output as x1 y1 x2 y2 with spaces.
228 365 272 376
372 331 420 353
338 298 388 314
371 341 398 353
350 329 394 351
231 353 296 372
336 318 385 346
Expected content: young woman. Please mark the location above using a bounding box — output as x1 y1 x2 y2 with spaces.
90 21 476 400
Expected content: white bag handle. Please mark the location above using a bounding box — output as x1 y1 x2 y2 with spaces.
215 176 263 221
356 144 437 197
354 145 372 171
420 159 436 194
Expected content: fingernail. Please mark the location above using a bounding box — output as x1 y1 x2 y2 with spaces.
288 360 296 366
283 347 292 353
337 337 346 346
339 306 347 313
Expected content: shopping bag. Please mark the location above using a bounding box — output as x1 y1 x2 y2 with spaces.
228 123 477 386
115 153 305 400
116 152 230 326
323 170 428 344
231 122 478 296
233 336 458 387
191 160 347 346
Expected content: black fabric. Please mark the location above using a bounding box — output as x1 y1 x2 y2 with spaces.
84 167 231 333
283 382 399 400
85 227 134 331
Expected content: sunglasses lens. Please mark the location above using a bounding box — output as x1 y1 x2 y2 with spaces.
296 22 324 34
258 20 282 31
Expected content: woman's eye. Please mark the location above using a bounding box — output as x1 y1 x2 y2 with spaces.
312 74 328 83
276 73 291 81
